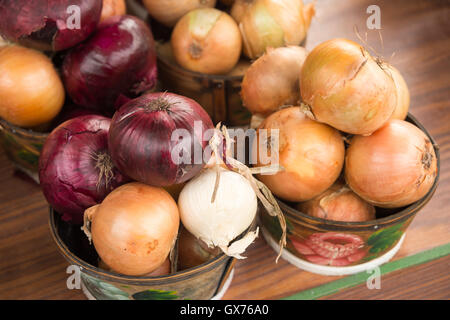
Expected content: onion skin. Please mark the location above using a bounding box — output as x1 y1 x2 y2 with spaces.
345 120 437 208
100 0 126 22
297 182 376 222
252 107 345 202
178 226 221 270
0 0 102 51
62 15 157 113
39 115 128 225
300 38 397 135
108 92 214 187
85 182 180 276
241 46 308 116
171 8 242 75
143 0 216 27
99 257 171 276
388 65 410 120
0 45 64 127
239 0 315 59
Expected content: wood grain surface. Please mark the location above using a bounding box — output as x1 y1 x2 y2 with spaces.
0 0 449 300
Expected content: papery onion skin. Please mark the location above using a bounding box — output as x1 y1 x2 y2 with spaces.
388 65 410 120
252 107 345 202
99 257 171 276
0 0 102 51
178 167 257 249
100 0 126 22
39 115 128 225
0 45 64 128
231 0 252 23
239 0 315 59
345 120 437 208
108 92 214 187
241 46 308 116
62 15 157 113
297 182 376 222
171 8 242 75
85 182 180 276
300 38 397 135
143 0 217 27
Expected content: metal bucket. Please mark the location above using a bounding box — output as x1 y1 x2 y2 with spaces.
49 208 235 300
259 113 440 276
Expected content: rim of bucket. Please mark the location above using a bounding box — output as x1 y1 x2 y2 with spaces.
275 113 440 230
0 118 49 139
48 207 231 285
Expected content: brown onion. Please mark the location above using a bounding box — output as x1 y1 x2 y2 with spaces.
241 46 308 116
100 0 127 22
252 107 345 202
83 183 180 276
143 0 217 27
231 0 252 23
297 182 376 222
300 38 397 135
171 8 242 75
0 45 64 127
388 65 410 120
345 120 437 208
99 257 171 276
239 0 315 59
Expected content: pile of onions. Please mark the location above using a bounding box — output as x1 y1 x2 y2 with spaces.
178 226 221 270
252 107 345 202
100 0 127 22
0 45 64 127
297 182 376 222
237 0 315 59
300 38 397 135
0 0 102 51
345 120 437 208
39 115 128 225
241 46 308 117
388 65 410 120
108 92 214 187
62 15 157 113
178 167 258 259
83 183 180 276
143 0 217 27
171 8 242 75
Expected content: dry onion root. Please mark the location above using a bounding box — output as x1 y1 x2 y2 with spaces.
142 0 217 27
178 124 287 262
171 8 242 75
237 0 315 59
241 46 308 117
300 38 397 135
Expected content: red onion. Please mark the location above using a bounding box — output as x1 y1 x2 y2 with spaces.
39 115 128 225
62 15 157 114
108 92 214 187
0 0 102 51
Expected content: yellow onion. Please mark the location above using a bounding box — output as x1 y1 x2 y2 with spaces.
100 0 126 22
83 183 180 276
143 0 217 27
300 38 397 135
252 107 345 202
171 8 242 75
388 65 410 120
297 182 376 222
238 0 315 59
0 45 64 128
231 0 252 23
241 45 308 116
345 120 437 208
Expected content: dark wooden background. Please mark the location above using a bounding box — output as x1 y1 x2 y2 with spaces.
0 0 449 299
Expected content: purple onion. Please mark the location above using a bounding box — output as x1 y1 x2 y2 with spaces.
39 115 128 225
108 92 214 187
62 15 158 114
0 0 102 51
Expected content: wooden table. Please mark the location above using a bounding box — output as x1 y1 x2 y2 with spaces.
0 0 449 300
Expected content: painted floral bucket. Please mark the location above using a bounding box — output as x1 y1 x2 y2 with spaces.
0 118 47 182
259 114 440 276
49 208 235 300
